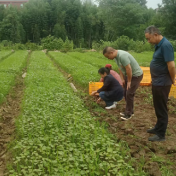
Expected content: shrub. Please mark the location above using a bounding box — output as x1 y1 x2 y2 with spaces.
62 37 73 52
41 36 73 52
129 40 153 53
41 35 57 50
92 40 113 51
25 42 41 51
0 40 13 50
92 36 154 53
12 43 26 50
115 36 130 50
170 40 176 51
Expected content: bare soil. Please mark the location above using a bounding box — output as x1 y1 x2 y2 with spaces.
82 86 176 176
0 77 25 176
0 53 30 176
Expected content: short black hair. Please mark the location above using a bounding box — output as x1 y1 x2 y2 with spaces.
98 67 110 75
145 26 161 35
103 47 115 55
103 46 109 55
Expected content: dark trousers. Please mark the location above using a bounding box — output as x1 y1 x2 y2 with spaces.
124 74 143 115
152 85 171 138
99 91 123 107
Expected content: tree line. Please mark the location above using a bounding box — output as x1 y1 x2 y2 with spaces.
0 0 175 49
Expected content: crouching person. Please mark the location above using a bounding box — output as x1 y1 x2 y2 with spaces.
91 67 124 110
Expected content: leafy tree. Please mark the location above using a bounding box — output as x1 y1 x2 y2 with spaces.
0 0 175 48
98 0 148 40
160 0 176 39
0 9 24 43
0 6 5 22
53 23 67 40
21 0 50 42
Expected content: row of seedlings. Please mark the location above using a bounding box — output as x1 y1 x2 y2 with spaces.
9 51 146 175
0 51 28 103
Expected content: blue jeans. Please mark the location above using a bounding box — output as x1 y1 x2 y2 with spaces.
99 91 122 107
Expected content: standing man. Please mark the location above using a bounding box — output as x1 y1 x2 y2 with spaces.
145 26 176 142
103 47 143 120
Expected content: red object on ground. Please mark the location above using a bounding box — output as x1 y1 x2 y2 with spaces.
105 64 112 69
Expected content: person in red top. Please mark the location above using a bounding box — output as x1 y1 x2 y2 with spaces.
100 64 123 86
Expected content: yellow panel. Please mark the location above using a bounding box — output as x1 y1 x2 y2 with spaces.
89 82 103 95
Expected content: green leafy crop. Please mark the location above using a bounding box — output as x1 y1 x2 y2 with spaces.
49 52 100 88
0 51 28 104
0 50 13 61
68 52 118 71
9 51 146 176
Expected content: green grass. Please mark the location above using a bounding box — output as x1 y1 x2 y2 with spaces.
130 51 176 66
0 50 28 104
49 52 100 88
83 51 176 67
129 51 153 67
8 51 147 175
68 52 118 71
81 51 153 67
0 50 13 61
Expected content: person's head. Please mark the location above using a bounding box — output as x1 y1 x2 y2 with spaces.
98 67 110 78
105 64 112 70
145 26 162 45
103 47 117 60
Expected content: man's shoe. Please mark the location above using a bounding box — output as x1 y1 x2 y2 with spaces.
120 114 133 121
120 112 134 117
147 128 156 134
105 104 116 110
148 135 165 142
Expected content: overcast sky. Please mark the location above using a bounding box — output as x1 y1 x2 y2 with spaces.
146 0 162 9
93 0 162 9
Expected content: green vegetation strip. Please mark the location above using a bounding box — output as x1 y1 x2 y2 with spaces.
0 50 13 61
9 51 146 175
130 51 176 66
85 51 176 67
49 51 154 88
49 52 100 87
83 51 153 67
68 52 118 71
129 52 153 67
0 51 28 104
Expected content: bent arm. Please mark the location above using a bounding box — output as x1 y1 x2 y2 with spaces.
97 77 111 93
167 61 176 84
125 64 132 83
119 68 125 82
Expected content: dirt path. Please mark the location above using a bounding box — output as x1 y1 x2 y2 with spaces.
0 52 30 176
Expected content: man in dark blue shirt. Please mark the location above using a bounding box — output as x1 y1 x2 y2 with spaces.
145 26 176 142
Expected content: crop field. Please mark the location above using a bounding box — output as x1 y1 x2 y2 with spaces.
0 51 176 176
130 51 176 66
0 51 28 103
67 52 118 70
0 50 13 62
